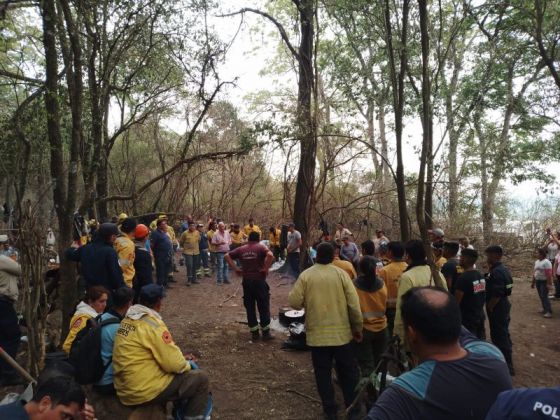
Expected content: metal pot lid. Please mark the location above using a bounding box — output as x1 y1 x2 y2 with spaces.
285 309 305 318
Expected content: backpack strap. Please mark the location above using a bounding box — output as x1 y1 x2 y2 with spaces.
98 317 121 375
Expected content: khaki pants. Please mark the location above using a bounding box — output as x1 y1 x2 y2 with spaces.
150 370 209 419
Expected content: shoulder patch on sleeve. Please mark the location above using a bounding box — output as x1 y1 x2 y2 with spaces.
393 360 436 400
162 330 173 344
72 317 83 329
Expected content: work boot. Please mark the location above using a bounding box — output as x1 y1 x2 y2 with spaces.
262 330 274 341
223 279 231 284
251 330 260 341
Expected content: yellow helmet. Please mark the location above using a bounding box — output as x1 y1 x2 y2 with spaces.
158 214 168 221
118 213 128 222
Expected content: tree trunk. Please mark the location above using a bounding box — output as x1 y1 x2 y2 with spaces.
384 0 410 242
417 0 432 246
445 43 461 222
292 0 316 268
41 0 75 340
377 101 391 233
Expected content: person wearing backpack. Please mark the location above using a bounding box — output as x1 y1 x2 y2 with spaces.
62 286 108 354
93 287 133 395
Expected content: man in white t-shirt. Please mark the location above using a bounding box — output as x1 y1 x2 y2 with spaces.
532 248 553 318
287 223 302 278
334 223 352 245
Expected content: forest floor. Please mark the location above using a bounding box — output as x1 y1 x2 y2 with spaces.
163 252 560 419
1 252 559 419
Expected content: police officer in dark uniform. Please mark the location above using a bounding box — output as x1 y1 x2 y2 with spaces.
485 245 514 375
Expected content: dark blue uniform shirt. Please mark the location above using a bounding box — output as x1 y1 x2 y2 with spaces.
486 386 560 420
367 330 512 420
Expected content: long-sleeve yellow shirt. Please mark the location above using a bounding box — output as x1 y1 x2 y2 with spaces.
288 263 363 347
268 229 281 246
114 235 135 288
378 260 408 308
62 301 98 354
113 306 190 406
393 265 447 343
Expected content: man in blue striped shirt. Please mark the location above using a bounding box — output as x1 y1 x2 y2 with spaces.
368 287 512 420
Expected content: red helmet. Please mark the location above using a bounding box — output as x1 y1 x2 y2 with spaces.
134 224 150 239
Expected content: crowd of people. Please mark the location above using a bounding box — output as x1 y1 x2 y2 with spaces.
0 215 559 419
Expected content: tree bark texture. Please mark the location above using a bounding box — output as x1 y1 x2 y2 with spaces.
292 0 316 268
40 0 75 341
384 0 410 242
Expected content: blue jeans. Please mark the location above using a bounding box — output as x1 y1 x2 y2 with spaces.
184 254 200 283
200 249 209 269
215 252 229 283
536 280 552 313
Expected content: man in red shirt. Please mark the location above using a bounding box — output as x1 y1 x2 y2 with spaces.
225 231 275 341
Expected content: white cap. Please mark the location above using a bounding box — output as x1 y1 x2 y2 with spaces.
0 234 8 243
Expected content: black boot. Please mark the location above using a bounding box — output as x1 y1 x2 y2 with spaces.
262 330 274 341
251 330 260 341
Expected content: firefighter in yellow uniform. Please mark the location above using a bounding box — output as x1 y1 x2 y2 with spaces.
62 287 108 353
243 218 261 236
268 226 282 261
113 284 209 416
207 222 217 271
114 218 137 288
230 224 247 250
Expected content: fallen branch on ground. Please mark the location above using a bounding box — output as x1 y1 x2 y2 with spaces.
286 389 321 404
219 282 242 307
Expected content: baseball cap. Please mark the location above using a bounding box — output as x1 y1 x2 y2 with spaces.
98 223 119 238
431 228 444 237
140 284 166 302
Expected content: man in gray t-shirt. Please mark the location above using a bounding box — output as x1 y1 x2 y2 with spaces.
287 223 302 278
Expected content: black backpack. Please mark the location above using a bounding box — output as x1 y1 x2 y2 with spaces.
68 315 121 385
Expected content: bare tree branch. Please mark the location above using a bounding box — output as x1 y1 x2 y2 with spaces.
218 8 300 61
0 68 43 85
97 149 249 204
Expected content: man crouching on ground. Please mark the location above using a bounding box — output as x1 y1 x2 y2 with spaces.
113 284 209 419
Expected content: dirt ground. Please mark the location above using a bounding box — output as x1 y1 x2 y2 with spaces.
163 254 560 419
1 253 559 419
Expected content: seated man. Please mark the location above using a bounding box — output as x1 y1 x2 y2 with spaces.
485 386 560 419
113 284 209 418
0 376 88 419
368 287 512 420
94 287 134 395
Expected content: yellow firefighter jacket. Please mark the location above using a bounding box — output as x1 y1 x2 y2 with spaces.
112 305 190 406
